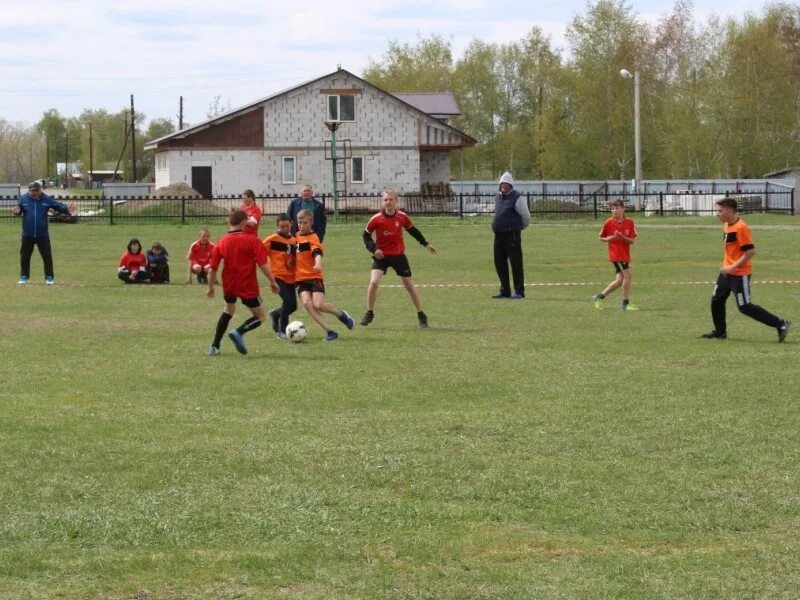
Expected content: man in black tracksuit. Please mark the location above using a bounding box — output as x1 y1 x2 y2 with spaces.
491 172 530 299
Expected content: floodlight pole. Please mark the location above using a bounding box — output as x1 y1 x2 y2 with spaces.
621 68 642 193
325 120 341 222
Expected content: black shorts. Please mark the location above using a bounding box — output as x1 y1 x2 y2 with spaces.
296 279 325 294
223 295 262 308
612 261 630 273
372 254 412 277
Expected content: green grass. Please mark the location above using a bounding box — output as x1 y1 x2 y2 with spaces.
1 217 799 599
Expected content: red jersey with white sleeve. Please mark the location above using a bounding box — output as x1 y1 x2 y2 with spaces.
187 240 215 266
241 202 262 237
119 251 147 272
210 230 267 298
600 217 637 263
366 210 414 256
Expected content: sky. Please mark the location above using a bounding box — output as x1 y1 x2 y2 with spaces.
0 0 762 129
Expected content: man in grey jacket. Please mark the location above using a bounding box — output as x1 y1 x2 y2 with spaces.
491 172 530 299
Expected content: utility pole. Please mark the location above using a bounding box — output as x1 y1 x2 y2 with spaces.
179 96 184 130
89 122 94 190
130 94 137 182
45 135 49 181
65 130 69 188
325 120 341 222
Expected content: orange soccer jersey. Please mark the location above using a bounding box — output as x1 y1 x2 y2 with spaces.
294 231 324 282
723 218 755 276
262 232 296 283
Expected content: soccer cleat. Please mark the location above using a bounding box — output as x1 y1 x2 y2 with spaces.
700 330 727 340
269 309 280 333
592 294 603 309
359 310 374 326
18 276 29 285
492 292 510 299
277 332 288 340
207 346 220 356
228 330 248 354
778 320 791 343
509 293 525 299
325 330 339 342
418 312 429 329
338 310 355 330
621 303 639 311
45 276 54 285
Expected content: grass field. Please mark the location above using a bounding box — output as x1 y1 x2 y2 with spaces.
1 215 799 599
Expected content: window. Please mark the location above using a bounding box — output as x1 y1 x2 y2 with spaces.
351 157 364 183
327 94 355 122
282 156 296 184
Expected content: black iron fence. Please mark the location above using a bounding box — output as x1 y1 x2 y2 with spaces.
0 190 794 224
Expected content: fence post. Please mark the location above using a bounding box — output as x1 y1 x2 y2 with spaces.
593 193 598 219
181 198 186 224
459 192 463 219
659 191 664 216
109 196 114 225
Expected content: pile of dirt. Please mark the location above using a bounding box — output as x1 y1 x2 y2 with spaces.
149 182 202 198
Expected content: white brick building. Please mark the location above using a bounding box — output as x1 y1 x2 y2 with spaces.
144 68 476 197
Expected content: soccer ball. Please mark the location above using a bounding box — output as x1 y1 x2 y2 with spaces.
286 320 307 343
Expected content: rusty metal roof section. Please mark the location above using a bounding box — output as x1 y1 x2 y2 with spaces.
392 93 461 119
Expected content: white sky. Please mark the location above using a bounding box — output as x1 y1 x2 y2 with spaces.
0 0 762 128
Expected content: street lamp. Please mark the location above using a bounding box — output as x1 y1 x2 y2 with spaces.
620 68 642 193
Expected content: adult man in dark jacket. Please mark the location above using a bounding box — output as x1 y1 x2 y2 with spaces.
491 172 530 299
12 181 75 285
287 184 327 241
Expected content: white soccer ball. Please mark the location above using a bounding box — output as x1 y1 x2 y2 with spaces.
286 320 307 343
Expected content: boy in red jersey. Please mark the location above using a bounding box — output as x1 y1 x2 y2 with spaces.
207 209 279 356
592 200 638 310
240 189 262 237
360 188 437 327
262 213 297 338
117 238 150 283
186 228 215 284
701 198 790 341
294 209 354 341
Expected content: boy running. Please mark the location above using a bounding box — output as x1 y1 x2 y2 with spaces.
207 209 279 356
263 213 298 339
360 188 437 328
592 199 638 310
186 228 214 284
701 198 790 342
294 209 354 341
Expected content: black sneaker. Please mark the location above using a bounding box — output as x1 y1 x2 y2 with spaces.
778 320 791 343
269 309 280 333
492 292 510 299
700 330 727 339
359 310 374 326
418 312 429 329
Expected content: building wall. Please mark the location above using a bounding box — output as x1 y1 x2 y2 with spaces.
159 71 461 195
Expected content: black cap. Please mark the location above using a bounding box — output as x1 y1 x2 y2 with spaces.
29 181 42 190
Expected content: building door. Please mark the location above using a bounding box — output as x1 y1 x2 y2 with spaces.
192 167 212 198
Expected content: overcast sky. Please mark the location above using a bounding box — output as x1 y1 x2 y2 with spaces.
0 0 761 128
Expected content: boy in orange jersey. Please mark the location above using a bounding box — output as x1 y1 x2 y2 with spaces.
207 209 279 356
701 198 790 341
263 213 297 339
186 228 215 284
592 199 638 310
240 189 262 237
294 209 354 341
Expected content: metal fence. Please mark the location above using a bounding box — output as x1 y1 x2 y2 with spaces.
0 190 794 224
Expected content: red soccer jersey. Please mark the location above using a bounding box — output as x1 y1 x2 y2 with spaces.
187 240 215 266
600 217 637 263
294 231 324 282
262 232 297 284
210 230 267 298
119 251 148 272
366 210 414 256
241 202 262 237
